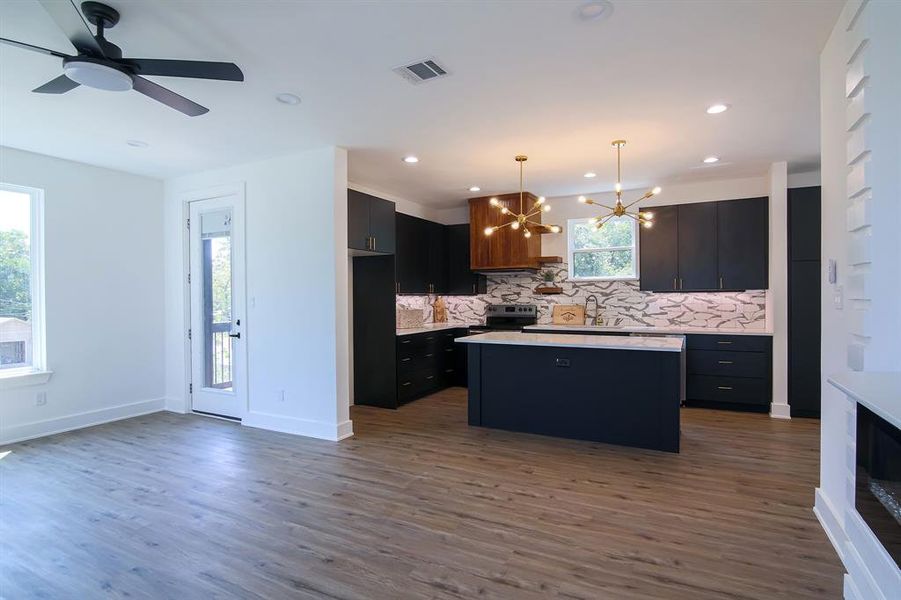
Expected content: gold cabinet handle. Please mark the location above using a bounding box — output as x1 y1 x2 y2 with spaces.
719 276 724 289
673 277 677 290
679 278 683 290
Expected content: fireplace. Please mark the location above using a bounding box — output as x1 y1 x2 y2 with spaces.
856 404 901 567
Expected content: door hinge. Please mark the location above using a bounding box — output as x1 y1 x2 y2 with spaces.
186 218 190 230
188 328 192 340
187 272 191 284
189 383 193 393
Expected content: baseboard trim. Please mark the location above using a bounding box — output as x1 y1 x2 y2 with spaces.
0 398 166 445
814 487 848 564
242 411 354 441
770 402 791 419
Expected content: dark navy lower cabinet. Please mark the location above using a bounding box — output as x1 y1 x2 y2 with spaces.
466 343 682 452
396 328 469 406
685 334 772 412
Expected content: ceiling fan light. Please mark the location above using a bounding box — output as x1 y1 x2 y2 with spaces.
63 59 133 91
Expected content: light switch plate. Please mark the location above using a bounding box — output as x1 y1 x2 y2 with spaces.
833 285 844 309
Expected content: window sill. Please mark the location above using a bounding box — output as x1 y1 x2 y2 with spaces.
0 369 53 390
567 276 640 283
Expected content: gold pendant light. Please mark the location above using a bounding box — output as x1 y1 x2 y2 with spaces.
484 155 561 238
578 140 661 229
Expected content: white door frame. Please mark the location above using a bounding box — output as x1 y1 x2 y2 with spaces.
179 182 248 418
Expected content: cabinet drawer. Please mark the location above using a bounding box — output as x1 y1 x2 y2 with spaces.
397 369 441 403
686 334 770 352
687 375 768 405
687 350 768 378
397 350 439 376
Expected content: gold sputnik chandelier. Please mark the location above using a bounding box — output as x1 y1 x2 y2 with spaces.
577 140 661 229
484 155 561 238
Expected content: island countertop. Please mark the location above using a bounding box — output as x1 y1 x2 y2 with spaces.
456 331 685 352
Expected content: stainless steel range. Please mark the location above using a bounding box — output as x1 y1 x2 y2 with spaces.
468 304 537 334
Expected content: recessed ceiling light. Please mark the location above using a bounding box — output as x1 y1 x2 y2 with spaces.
275 93 301 105
403 156 419 164
576 0 614 21
706 103 730 114
584 172 597 178
469 186 481 192
703 156 720 163
126 139 148 148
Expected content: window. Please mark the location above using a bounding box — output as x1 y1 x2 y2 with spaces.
567 216 638 280
0 183 45 375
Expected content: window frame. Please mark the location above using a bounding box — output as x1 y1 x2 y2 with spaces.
566 216 640 282
0 182 47 382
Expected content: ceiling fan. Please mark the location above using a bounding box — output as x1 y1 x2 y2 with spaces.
0 0 244 116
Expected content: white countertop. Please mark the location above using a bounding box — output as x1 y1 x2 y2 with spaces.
396 322 480 336
827 371 901 430
523 324 773 336
456 331 685 352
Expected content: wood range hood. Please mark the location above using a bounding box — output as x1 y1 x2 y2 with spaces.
468 192 562 273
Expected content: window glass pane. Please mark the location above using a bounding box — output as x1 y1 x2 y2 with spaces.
572 249 635 279
572 216 634 250
0 189 33 370
202 210 233 391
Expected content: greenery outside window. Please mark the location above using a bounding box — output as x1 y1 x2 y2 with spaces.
567 216 638 280
0 182 46 377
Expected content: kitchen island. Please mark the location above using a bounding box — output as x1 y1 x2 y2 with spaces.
457 332 685 452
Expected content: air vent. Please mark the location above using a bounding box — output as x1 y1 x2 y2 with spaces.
393 58 449 84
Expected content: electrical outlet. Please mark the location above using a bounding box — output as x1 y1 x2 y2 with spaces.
35 392 47 406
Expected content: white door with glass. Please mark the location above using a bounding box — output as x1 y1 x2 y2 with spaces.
189 195 246 419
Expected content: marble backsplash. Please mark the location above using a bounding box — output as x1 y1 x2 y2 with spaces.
396 262 767 329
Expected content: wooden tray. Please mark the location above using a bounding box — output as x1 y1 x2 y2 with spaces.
552 304 585 325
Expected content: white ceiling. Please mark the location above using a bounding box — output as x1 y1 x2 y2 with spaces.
0 0 841 208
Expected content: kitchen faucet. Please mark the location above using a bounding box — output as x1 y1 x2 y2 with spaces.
585 295 601 326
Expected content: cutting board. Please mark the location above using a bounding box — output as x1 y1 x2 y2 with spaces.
552 304 586 325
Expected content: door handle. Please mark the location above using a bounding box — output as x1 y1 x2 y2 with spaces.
718 360 733 364
717 386 733 390
673 277 677 290
679 278 683 290
228 332 241 339
719 276 724 289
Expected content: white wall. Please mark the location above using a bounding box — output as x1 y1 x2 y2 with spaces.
816 2 901 598
164 148 351 441
0 147 165 444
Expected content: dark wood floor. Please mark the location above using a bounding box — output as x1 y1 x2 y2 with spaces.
1 388 843 599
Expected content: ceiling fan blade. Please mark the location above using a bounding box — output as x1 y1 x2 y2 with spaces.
0 37 71 58
36 0 105 56
121 59 244 82
132 76 209 117
32 74 80 94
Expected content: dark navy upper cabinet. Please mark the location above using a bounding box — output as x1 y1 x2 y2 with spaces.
677 202 719 291
640 197 769 292
639 205 679 291
717 197 768 291
396 213 429 294
347 189 395 253
446 224 486 295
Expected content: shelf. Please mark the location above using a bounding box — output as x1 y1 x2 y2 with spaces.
535 286 563 295
536 256 562 264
